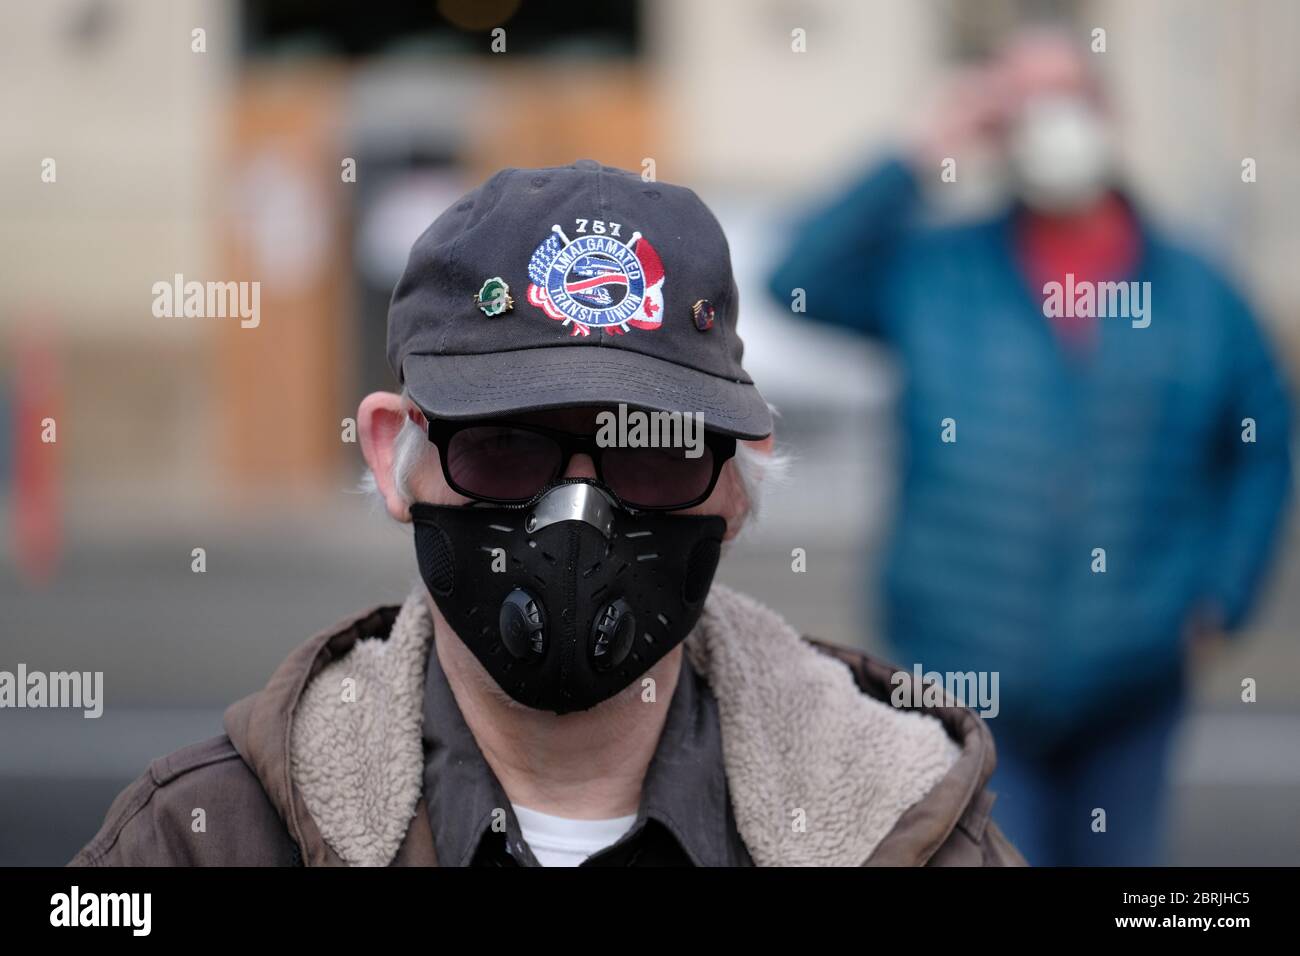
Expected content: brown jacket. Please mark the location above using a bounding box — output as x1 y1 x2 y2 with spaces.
70 584 1025 867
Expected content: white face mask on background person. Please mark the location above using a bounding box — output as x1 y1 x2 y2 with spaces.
1007 94 1115 214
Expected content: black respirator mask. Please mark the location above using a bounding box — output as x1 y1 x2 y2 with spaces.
410 479 725 714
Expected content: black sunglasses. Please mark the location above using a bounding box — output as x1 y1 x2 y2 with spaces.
418 412 736 511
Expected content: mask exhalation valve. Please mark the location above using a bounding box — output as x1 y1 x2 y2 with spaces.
500 588 546 659
590 597 636 671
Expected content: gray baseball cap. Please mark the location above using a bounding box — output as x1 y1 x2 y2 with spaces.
386 159 772 439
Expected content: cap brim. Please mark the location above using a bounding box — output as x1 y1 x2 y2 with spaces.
403 347 773 440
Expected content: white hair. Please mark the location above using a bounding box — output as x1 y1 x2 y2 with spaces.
360 389 789 527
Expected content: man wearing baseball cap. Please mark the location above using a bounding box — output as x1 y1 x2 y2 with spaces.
72 161 1023 867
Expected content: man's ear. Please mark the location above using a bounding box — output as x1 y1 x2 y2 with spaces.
358 391 411 522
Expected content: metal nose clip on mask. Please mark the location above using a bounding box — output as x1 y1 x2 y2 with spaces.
410 480 726 714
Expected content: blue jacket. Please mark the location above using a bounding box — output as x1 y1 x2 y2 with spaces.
769 157 1293 743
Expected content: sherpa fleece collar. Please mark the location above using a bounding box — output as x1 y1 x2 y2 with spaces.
226 584 975 867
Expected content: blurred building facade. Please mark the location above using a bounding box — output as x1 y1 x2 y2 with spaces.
3 0 1298 511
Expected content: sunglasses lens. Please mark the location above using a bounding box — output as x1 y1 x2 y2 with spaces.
601 445 717 509
446 426 562 501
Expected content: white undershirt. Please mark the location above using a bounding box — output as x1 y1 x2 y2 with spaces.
511 803 639 867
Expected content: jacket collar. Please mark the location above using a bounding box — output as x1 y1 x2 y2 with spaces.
224 585 994 866
223 605 403 867
421 638 745 867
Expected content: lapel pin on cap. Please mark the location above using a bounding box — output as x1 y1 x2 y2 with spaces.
475 277 513 317
691 299 715 331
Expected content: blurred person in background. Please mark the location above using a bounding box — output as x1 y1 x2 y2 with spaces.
768 28 1293 866
71 162 1023 867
